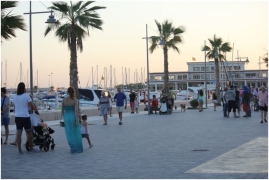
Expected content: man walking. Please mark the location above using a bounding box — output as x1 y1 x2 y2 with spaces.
1 87 10 144
225 85 237 118
129 89 136 114
114 88 127 125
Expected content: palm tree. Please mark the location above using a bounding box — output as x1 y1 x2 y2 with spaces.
44 1 106 97
202 34 232 104
1 1 26 41
149 20 185 95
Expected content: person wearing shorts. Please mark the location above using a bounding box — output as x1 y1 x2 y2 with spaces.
129 89 136 114
257 86 268 123
1 87 10 144
13 82 38 154
114 88 127 125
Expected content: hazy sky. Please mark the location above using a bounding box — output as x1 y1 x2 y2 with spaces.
1 0 268 89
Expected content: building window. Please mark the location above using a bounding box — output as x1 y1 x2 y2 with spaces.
201 67 210 72
233 66 241 70
245 73 256 78
211 66 215 71
169 75 175 80
193 67 200 72
193 75 200 79
178 75 182 80
183 75 187 80
154 76 162 81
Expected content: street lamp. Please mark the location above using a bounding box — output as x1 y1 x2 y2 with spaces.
235 57 249 86
24 1 56 95
51 72 53 88
202 40 207 108
142 24 163 115
258 56 263 86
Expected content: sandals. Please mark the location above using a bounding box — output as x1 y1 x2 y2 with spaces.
264 119 267 123
3 141 8 145
103 123 107 125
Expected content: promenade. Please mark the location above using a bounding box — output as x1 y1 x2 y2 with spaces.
1 104 268 179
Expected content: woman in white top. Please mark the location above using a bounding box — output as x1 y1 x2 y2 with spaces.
13 82 38 154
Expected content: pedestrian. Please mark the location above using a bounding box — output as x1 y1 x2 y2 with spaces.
1 87 10 145
98 91 109 125
134 96 139 114
13 82 38 154
169 87 175 109
225 85 238 118
253 87 259 111
222 87 228 117
129 89 136 114
242 85 251 117
114 87 127 125
198 89 204 112
80 114 93 148
234 86 241 117
61 86 83 153
257 86 268 123
108 91 113 117
151 95 158 114
212 92 218 111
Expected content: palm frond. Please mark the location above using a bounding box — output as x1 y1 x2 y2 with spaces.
72 1 83 13
1 1 17 10
78 1 95 12
50 2 69 15
154 20 162 35
84 6 107 12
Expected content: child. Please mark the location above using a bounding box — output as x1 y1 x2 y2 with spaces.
151 95 159 114
80 114 93 148
134 96 139 114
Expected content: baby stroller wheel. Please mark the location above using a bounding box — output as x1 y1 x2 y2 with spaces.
43 141 50 152
25 141 30 151
51 144 55 150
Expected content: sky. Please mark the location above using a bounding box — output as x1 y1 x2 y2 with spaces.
1 0 268 89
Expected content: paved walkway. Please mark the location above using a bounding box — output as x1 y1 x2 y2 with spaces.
1 104 268 179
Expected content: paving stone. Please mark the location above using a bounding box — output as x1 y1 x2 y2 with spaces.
1 105 267 179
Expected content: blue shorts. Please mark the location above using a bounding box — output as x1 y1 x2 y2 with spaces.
198 99 203 103
1 118 10 125
15 117 32 131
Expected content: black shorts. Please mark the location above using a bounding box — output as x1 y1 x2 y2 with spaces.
15 117 32 131
82 134 89 138
259 105 268 112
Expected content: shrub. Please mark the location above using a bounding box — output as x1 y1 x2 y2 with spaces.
190 99 198 108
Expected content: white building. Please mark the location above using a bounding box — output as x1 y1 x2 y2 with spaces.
149 60 268 91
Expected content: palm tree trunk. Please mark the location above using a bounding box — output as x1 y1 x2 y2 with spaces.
70 33 79 98
215 58 221 104
163 47 169 95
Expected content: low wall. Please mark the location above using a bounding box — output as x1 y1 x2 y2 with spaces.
9 100 195 125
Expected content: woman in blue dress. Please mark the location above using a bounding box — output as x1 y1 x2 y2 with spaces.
61 87 83 153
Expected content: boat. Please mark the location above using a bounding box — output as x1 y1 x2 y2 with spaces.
78 87 104 106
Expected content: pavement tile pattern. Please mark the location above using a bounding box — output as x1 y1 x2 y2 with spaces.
1 105 268 179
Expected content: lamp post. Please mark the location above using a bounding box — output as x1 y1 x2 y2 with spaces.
51 72 53 88
142 24 163 115
24 1 56 95
235 57 249 86
202 40 207 108
258 56 263 86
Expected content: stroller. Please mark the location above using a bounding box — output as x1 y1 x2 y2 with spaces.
159 95 172 115
25 123 55 152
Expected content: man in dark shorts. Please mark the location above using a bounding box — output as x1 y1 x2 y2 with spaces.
129 89 136 114
234 86 241 117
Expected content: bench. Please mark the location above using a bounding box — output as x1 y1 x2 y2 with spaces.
144 106 160 114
